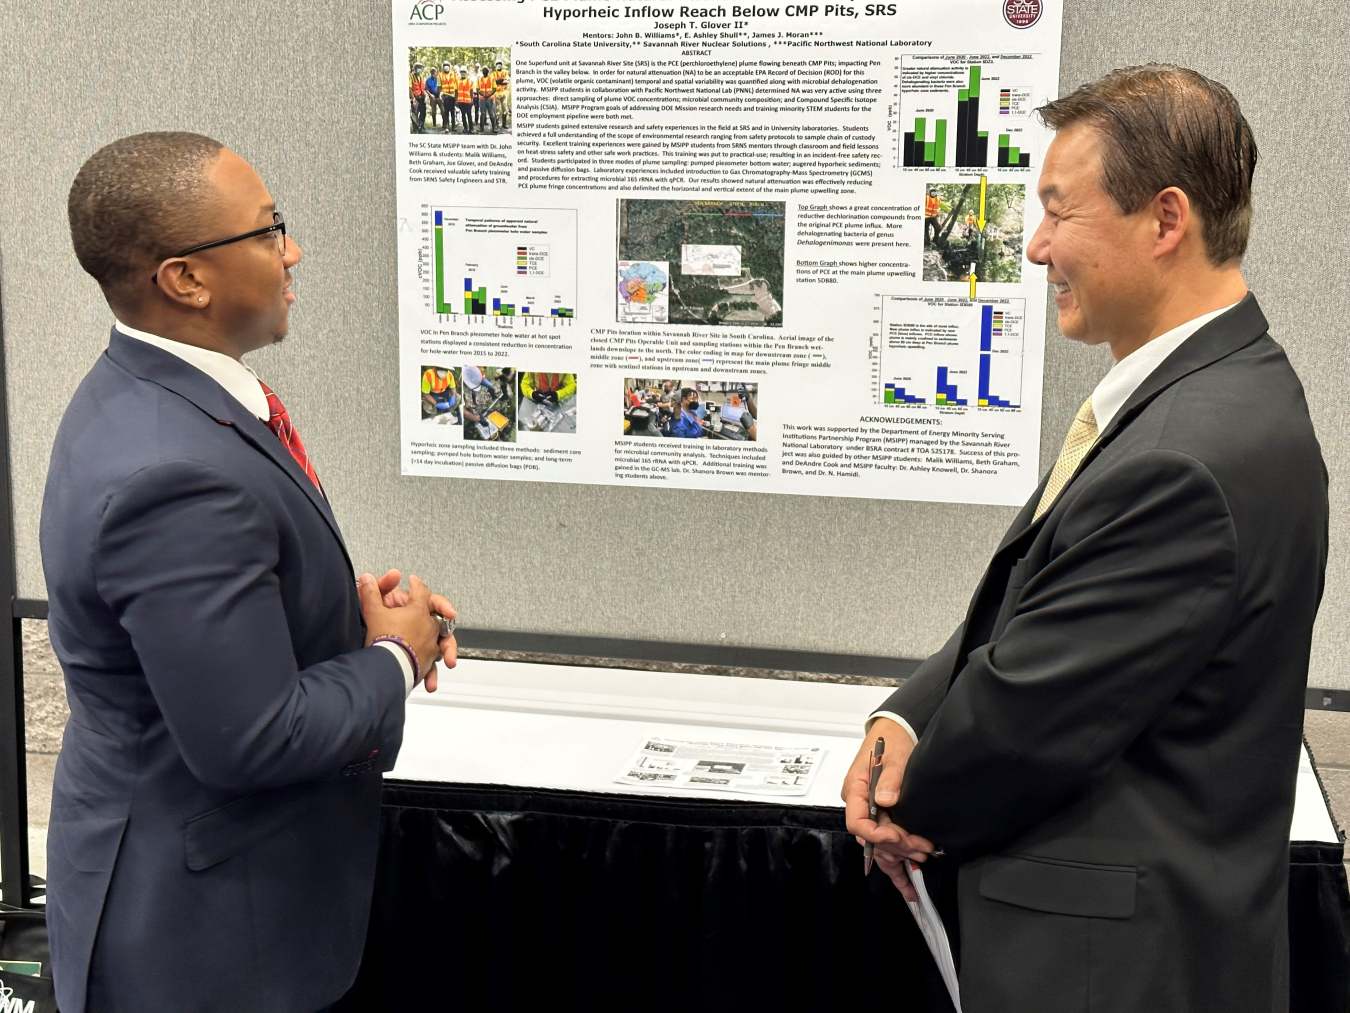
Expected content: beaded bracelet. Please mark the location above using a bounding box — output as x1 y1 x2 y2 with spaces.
372 635 421 685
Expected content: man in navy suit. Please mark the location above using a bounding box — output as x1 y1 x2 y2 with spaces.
42 132 457 1013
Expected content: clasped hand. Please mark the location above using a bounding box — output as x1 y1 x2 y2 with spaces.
358 569 457 692
841 717 936 901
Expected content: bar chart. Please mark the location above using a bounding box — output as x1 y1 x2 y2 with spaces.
936 366 969 405
428 205 577 323
883 383 924 404
876 296 1025 410
899 54 1041 169
997 134 1031 168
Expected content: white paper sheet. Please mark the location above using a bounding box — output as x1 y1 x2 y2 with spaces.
907 861 963 1012
614 736 825 796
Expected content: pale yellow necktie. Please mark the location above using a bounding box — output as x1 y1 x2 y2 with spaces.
1033 396 1098 520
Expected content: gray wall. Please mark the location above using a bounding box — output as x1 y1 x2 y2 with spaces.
1 0 1346 685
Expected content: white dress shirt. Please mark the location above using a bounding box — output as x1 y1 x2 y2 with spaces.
113 320 417 695
870 301 1241 745
1088 302 1237 432
114 319 271 421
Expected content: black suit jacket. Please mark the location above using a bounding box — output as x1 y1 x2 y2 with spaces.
879 295 1328 1013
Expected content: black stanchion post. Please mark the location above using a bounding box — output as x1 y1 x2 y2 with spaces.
0 287 31 907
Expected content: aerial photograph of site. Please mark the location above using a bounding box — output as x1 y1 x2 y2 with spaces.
617 198 785 327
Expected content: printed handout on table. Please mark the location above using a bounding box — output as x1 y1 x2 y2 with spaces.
615 737 825 797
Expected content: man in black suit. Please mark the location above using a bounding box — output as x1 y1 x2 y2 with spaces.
845 66 1327 1012
44 132 457 1013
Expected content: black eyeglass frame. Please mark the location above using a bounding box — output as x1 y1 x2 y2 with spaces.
149 212 286 284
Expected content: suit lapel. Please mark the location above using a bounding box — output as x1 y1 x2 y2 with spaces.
104 329 353 569
1095 293 1268 444
993 480 1047 556
945 295 1270 689
993 294 1269 552
223 413 350 562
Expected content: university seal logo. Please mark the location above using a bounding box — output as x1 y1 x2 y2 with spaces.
1003 0 1041 28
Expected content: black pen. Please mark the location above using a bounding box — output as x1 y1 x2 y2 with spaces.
863 736 885 875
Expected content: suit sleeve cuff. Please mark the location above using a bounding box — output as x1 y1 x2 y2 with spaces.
373 640 416 697
866 710 919 746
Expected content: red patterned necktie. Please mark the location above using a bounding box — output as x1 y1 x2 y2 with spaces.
258 381 323 495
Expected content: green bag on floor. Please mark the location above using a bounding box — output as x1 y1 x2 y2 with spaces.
0 907 57 1013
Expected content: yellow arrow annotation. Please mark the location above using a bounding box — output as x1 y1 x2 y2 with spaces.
969 175 989 299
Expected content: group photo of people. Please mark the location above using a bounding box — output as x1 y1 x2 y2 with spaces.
409 47 511 135
622 378 758 441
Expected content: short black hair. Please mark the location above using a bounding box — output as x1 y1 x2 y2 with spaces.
68 131 225 294
1037 65 1257 266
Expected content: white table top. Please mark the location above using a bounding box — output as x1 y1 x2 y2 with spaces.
390 658 1341 843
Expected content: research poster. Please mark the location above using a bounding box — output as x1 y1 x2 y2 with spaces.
393 0 1061 505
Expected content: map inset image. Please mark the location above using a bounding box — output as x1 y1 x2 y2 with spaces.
617 199 785 327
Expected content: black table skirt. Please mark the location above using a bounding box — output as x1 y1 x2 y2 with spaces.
335 781 1350 1013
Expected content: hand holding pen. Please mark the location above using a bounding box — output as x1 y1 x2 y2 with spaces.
842 718 934 892
863 736 885 875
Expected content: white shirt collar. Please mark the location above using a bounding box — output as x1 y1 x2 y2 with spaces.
1090 302 1240 432
113 320 271 422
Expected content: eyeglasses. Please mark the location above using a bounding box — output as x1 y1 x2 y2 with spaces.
150 212 287 284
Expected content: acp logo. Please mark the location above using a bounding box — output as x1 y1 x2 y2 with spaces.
409 2 445 21
1003 0 1041 27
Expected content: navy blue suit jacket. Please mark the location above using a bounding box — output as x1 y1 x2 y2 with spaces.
40 330 408 1013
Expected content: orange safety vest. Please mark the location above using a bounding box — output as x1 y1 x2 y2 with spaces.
410 73 424 97
457 77 473 103
925 194 941 218
530 373 566 394
494 70 509 93
478 75 495 99
423 369 451 394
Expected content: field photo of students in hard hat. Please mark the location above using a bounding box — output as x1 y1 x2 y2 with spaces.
408 47 511 135
420 364 461 425
921 180 1026 283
